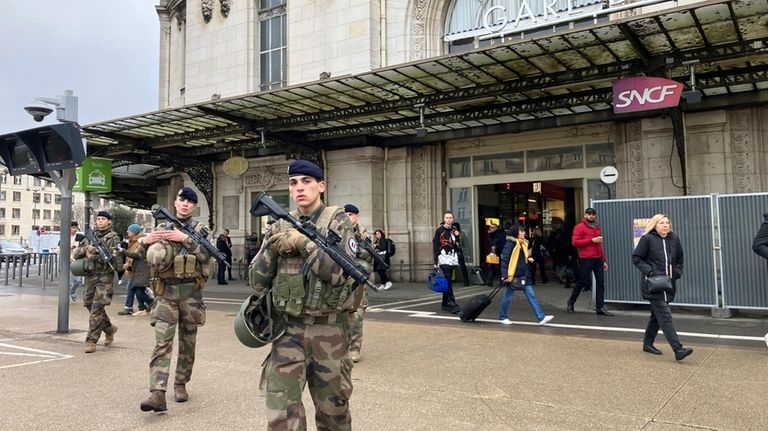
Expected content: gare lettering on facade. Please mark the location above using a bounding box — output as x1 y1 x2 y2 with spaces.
612 77 684 114
444 0 668 42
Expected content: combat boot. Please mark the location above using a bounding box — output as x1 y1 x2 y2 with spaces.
84 342 96 353
104 325 118 346
140 390 167 412
174 384 188 402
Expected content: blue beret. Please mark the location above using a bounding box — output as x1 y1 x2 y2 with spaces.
96 210 112 220
287 160 323 180
177 187 198 204
127 224 141 234
344 204 359 214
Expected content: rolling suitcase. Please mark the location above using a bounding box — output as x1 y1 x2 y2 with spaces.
459 285 502 322
469 266 487 285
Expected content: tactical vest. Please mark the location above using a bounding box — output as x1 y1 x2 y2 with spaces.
148 219 212 293
272 206 359 317
83 230 122 274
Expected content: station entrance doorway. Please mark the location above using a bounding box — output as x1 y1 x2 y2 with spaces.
476 179 582 259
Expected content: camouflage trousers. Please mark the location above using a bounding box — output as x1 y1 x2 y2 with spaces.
348 307 365 354
148 282 206 392
348 290 368 354
83 272 115 344
261 315 353 431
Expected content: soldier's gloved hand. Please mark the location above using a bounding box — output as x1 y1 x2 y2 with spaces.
268 230 310 257
86 245 98 255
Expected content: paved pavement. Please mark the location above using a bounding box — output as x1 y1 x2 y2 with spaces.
1 274 767 430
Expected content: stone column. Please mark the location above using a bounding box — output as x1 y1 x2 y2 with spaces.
156 5 172 109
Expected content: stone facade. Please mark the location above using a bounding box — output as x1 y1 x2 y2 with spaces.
153 1 768 280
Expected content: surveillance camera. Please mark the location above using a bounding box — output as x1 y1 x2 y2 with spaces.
24 102 53 122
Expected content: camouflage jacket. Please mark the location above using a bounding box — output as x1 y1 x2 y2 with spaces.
73 227 121 274
249 204 358 316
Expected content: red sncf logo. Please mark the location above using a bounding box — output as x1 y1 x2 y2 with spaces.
613 77 683 114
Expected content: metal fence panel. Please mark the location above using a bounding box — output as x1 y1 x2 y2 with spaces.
718 193 768 309
593 196 717 307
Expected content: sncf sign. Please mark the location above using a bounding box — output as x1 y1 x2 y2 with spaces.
612 77 683 114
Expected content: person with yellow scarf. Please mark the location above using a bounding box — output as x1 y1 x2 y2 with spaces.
498 225 554 325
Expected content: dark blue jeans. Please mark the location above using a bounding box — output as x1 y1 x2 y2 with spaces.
569 258 605 308
124 278 152 311
644 298 682 350
217 260 227 283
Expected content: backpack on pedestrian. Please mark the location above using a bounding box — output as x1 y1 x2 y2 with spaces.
387 239 396 257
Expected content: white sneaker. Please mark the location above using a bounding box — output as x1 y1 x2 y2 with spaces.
764 332 768 348
133 310 149 317
384 281 392 290
538 315 554 325
500 318 513 325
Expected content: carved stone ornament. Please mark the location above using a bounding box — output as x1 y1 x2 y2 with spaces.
220 0 231 18
410 0 427 60
411 147 429 225
626 122 644 198
202 0 214 23
244 166 286 190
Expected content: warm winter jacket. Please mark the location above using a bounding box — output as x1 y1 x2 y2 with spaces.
122 234 149 287
373 237 393 271
572 219 606 261
500 238 532 285
752 213 768 261
632 230 684 302
433 224 458 266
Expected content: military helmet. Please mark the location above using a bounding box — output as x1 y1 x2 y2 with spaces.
146 240 174 271
70 258 86 277
234 292 286 348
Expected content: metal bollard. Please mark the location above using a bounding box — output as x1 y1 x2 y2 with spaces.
17 256 23 287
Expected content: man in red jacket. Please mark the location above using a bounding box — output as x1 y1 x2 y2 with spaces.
567 207 613 316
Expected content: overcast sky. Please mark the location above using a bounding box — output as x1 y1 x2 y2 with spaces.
0 1 159 134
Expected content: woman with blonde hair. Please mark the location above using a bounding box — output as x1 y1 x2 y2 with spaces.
632 214 693 361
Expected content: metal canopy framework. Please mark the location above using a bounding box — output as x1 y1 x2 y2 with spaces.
82 0 768 209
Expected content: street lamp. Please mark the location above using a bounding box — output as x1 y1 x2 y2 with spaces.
24 90 79 333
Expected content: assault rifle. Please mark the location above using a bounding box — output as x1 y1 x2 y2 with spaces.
151 205 229 267
83 228 116 272
250 192 379 293
355 231 389 270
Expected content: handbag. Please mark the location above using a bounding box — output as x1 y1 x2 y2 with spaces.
485 253 499 264
646 275 673 294
428 269 449 293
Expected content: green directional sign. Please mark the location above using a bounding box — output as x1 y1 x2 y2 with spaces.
73 158 112 192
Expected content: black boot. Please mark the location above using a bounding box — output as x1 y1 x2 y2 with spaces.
674 347 693 361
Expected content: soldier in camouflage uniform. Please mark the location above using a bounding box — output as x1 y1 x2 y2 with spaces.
139 187 212 413
343 204 371 363
73 210 121 354
249 160 360 431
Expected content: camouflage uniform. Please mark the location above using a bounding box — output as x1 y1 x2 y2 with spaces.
73 228 121 345
348 225 372 359
249 204 360 431
143 218 211 394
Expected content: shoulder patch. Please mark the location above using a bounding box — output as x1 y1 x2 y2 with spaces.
348 237 358 253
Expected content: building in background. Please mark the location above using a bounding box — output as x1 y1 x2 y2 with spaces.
81 0 768 280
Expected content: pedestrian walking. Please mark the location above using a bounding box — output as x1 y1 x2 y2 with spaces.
433 211 461 314
67 221 83 303
344 204 371 363
373 229 394 290
73 210 121 353
751 212 768 347
632 214 693 361
139 187 211 412
117 224 153 316
224 228 234 280
498 225 554 325
568 208 613 316
249 160 359 430
216 233 230 285
485 223 506 286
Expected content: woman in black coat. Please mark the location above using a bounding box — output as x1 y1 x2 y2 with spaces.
632 214 693 361
373 230 393 290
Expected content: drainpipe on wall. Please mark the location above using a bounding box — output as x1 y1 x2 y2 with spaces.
211 161 218 230
383 147 389 236
321 149 329 204
380 0 387 67
670 108 689 195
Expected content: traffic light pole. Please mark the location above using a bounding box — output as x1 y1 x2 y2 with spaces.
47 168 77 333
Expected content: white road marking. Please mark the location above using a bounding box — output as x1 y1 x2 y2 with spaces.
373 309 768 343
0 341 73 369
